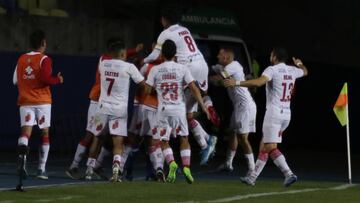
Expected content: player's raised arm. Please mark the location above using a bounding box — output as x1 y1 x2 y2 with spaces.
292 57 308 76
223 75 269 88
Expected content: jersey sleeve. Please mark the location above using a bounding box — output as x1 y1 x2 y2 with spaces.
293 66 305 79
262 66 274 81
211 64 223 74
145 67 156 87
184 67 195 84
13 65 18 85
129 64 144 84
40 57 61 85
155 31 167 50
223 64 238 78
139 64 148 76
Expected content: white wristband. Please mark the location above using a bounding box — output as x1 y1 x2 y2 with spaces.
296 62 303 66
236 81 241 86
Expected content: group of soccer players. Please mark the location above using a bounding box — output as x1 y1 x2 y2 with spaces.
13 6 308 186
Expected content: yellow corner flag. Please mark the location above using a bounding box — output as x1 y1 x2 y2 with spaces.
333 83 348 126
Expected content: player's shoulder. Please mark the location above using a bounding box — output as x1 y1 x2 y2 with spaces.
100 54 112 61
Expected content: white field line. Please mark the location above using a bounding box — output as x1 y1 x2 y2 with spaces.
0 195 82 203
176 184 357 203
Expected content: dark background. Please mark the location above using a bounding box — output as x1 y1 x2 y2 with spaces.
0 0 359 158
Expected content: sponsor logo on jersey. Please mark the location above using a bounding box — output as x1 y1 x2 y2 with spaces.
23 66 35 79
39 116 45 125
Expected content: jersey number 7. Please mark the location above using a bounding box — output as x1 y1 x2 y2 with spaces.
106 77 115 96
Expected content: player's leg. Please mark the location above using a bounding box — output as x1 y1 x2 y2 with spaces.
85 113 106 180
186 60 217 165
66 131 93 179
17 106 36 179
36 104 52 180
237 106 256 175
66 101 97 179
93 136 111 180
109 116 128 182
238 133 255 175
162 140 178 183
187 111 217 165
218 134 237 172
149 137 165 182
179 136 194 184
268 120 297 187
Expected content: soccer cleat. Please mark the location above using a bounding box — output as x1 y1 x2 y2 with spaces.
65 167 81 180
156 168 165 182
110 163 121 182
166 161 178 183
284 174 297 187
200 135 217 165
240 176 256 186
85 167 94 180
37 170 49 180
217 163 234 172
208 106 221 127
94 167 108 181
182 167 194 184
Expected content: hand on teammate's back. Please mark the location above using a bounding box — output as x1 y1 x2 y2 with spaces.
57 72 64 84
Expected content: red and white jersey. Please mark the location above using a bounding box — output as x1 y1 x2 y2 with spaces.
221 61 254 108
146 61 194 111
98 59 144 117
155 24 203 64
262 63 304 110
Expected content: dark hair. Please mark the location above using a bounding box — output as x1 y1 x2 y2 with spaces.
106 37 123 52
30 30 46 49
272 47 288 62
220 47 234 54
161 40 176 60
161 6 181 25
108 41 125 54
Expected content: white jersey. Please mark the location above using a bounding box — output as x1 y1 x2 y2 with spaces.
98 59 144 117
155 24 204 64
262 63 304 110
221 61 254 108
146 61 194 112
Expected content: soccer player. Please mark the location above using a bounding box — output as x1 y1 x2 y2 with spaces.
65 40 143 180
212 48 257 175
87 41 145 182
143 7 218 165
128 61 166 181
145 40 211 184
13 30 63 180
224 47 308 186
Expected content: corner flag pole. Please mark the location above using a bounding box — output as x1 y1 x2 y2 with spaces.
345 92 352 185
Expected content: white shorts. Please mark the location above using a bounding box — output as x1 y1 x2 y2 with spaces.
154 109 189 141
185 59 209 92
91 113 127 137
19 104 51 129
184 59 208 114
129 105 157 136
184 89 198 113
230 102 257 134
86 100 98 132
262 106 291 143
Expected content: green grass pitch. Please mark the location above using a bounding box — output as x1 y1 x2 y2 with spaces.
0 180 359 203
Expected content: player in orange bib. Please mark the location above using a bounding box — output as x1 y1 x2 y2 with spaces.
13 30 63 180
